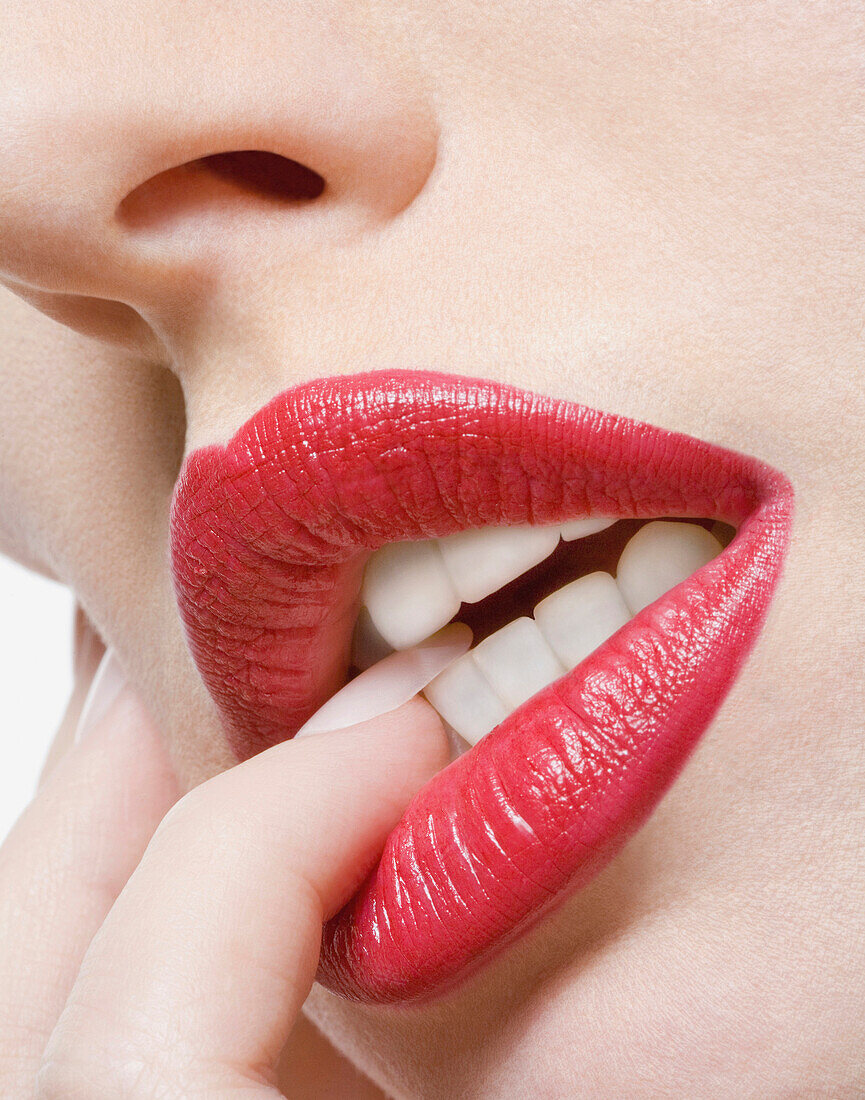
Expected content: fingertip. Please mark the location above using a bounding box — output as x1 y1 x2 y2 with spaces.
299 694 450 779
360 694 446 739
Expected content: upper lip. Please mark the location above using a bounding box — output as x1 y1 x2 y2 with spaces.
170 369 793 1004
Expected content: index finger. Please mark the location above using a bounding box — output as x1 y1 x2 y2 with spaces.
38 698 448 1099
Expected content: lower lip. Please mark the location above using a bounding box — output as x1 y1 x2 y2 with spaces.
170 371 793 1004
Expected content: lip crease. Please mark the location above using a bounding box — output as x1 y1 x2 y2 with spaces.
169 370 793 1004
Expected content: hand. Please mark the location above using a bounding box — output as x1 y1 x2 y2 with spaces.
0 648 448 1098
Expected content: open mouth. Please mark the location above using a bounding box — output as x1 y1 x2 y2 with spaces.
170 370 793 1005
350 517 733 750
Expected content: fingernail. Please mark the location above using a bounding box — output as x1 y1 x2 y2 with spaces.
294 623 472 738
74 648 127 743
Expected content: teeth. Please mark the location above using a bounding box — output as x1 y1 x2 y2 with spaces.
423 654 509 746
361 517 725 751
360 540 460 650
425 616 566 745
616 520 723 615
533 571 631 668
437 524 560 605
471 617 565 711
559 516 615 541
364 519 610 648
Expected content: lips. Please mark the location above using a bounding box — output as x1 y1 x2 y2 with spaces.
169 370 793 1004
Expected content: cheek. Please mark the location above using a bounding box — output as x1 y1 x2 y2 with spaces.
0 288 230 783
0 289 185 582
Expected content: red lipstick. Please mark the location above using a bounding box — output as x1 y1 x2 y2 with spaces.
170 371 792 1004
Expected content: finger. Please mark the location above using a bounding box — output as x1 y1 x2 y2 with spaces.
39 698 448 1099
0 655 178 1096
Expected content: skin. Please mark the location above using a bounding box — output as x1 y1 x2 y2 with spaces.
0 0 863 1095
0 633 446 1098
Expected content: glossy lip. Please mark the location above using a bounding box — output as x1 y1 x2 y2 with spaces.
170 370 793 1004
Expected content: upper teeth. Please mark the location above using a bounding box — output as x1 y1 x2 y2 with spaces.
437 524 560 606
361 519 615 650
357 519 724 747
359 539 462 651
615 520 725 615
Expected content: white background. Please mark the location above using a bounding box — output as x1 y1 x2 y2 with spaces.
0 557 74 843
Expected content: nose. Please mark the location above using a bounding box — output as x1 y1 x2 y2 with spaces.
0 0 438 351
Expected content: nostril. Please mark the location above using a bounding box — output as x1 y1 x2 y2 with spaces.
199 151 325 201
117 150 326 231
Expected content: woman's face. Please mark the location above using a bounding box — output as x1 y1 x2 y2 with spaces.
1 1 863 1094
